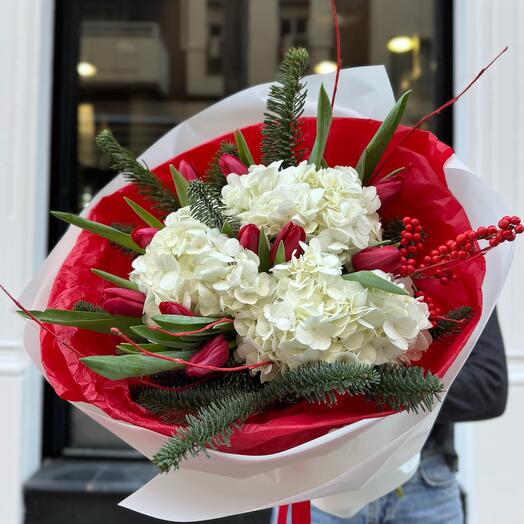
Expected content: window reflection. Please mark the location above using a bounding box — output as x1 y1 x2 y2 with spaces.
72 0 448 450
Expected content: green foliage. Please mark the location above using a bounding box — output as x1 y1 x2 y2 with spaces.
187 179 240 232
123 197 164 229
261 47 309 168
96 129 178 215
430 306 474 339
308 84 333 169
135 373 258 423
371 365 444 413
169 165 189 207
72 300 106 313
50 212 144 254
234 129 255 166
356 90 411 185
80 350 196 380
17 309 141 337
382 217 405 244
91 268 140 292
343 271 409 296
205 141 238 191
152 362 379 472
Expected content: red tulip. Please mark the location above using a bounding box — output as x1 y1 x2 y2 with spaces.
351 246 402 274
178 159 199 181
219 154 248 175
373 178 404 208
238 224 260 254
186 335 230 377
131 227 159 249
159 301 195 316
103 287 145 317
269 222 306 263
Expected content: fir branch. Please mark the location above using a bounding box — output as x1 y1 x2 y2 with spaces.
187 179 240 232
109 223 136 255
72 300 106 313
96 129 178 215
382 217 405 244
371 365 444 413
205 141 238 190
429 306 474 339
261 48 309 168
152 362 378 472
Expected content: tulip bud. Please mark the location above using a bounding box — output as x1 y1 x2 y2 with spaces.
186 335 230 377
178 159 199 181
238 224 260 254
131 227 159 249
269 222 306 263
219 154 248 176
103 287 145 317
159 301 195 316
351 246 402 274
373 178 404 208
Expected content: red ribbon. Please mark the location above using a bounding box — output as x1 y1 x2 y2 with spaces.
278 501 311 524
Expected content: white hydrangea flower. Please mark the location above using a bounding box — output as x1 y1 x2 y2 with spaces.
222 161 382 260
130 207 277 319
234 241 432 379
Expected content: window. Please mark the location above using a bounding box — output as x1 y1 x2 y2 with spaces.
48 0 452 458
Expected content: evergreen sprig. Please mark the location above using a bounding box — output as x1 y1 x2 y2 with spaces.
382 217 405 244
429 306 474 339
96 129 178 215
371 365 444 413
72 300 106 313
205 141 239 191
152 362 379 472
261 47 309 168
187 179 240 232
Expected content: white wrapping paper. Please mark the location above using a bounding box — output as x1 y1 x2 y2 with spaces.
20 66 514 521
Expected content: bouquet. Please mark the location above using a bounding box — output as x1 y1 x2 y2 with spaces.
9 44 518 521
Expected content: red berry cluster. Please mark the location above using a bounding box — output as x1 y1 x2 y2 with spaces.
415 290 441 327
399 216 426 277
413 215 523 284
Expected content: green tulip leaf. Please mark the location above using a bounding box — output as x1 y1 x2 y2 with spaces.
343 271 409 296
234 129 255 167
51 211 144 254
308 84 333 169
124 197 164 229
169 165 189 207
355 90 411 185
91 268 140 292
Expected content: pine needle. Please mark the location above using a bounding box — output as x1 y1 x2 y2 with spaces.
261 47 309 168
371 365 444 413
96 129 178 216
187 179 240 232
430 306 474 339
72 300 106 313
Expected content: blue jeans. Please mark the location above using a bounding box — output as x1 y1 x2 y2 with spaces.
311 452 464 524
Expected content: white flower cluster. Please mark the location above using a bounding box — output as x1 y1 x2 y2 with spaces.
222 161 382 261
129 165 432 382
235 240 432 380
130 207 275 319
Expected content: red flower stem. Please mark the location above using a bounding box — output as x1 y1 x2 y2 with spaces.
149 318 233 337
372 46 508 182
111 328 271 373
330 0 342 108
412 246 493 279
132 376 212 392
429 315 467 324
0 282 86 358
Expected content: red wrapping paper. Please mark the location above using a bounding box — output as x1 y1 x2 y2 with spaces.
41 118 485 454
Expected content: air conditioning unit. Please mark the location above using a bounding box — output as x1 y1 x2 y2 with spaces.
79 22 169 95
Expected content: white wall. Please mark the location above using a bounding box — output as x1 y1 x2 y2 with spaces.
454 1 524 523
0 0 54 523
